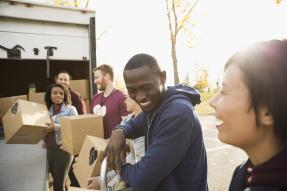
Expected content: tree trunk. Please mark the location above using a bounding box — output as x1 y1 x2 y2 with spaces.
171 38 179 85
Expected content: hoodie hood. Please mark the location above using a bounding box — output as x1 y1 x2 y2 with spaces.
164 84 201 106
149 84 201 118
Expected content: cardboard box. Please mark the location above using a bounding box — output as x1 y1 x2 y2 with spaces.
0 95 27 118
28 92 46 105
84 99 90 113
70 79 90 99
2 99 52 144
74 136 107 188
60 115 104 155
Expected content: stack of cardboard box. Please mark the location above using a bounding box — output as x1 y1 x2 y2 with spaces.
70 79 90 112
28 92 46 105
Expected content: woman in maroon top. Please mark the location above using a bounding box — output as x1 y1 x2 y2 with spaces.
210 40 287 190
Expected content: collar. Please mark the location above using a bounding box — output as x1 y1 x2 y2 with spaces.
49 103 68 114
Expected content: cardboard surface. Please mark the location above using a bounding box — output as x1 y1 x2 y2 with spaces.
0 95 27 118
2 99 52 144
28 92 46 105
73 136 107 188
70 79 90 99
84 99 90 113
60 114 104 155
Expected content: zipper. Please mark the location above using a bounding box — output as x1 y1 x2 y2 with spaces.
146 114 153 147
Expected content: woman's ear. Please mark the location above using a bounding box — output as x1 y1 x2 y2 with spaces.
259 107 274 126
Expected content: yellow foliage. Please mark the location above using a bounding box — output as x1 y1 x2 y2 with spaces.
53 0 81 7
194 67 209 91
54 0 62 5
276 0 282 4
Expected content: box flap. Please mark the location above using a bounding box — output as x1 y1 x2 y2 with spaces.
18 100 51 127
0 95 27 116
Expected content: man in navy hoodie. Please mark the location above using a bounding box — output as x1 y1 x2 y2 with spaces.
94 54 208 191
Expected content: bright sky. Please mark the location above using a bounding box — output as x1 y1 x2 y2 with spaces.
33 0 287 86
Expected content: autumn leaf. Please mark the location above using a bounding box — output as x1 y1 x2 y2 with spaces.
276 0 282 4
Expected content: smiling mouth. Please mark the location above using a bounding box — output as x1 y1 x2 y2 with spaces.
215 118 224 126
139 101 152 107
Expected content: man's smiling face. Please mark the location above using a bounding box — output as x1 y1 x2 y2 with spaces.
124 65 166 112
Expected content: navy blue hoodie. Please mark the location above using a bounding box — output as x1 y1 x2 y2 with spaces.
119 84 208 191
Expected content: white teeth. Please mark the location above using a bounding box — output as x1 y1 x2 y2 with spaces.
215 118 223 126
139 102 151 106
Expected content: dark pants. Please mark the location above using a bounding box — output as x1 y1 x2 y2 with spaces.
68 156 80 187
47 145 72 191
0 123 4 140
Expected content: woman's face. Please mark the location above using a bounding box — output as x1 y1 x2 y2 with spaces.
210 65 266 149
50 87 64 105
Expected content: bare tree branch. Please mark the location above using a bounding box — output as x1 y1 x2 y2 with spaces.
165 0 174 37
165 0 200 84
85 0 90 8
97 26 112 40
176 0 199 36
172 0 178 38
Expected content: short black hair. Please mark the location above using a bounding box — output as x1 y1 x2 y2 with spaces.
225 39 287 144
124 53 161 75
45 83 71 109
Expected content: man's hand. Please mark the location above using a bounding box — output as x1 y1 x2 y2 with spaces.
87 176 100 190
103 128 127 173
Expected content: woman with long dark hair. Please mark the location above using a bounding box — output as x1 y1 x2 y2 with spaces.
44 83 78 191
